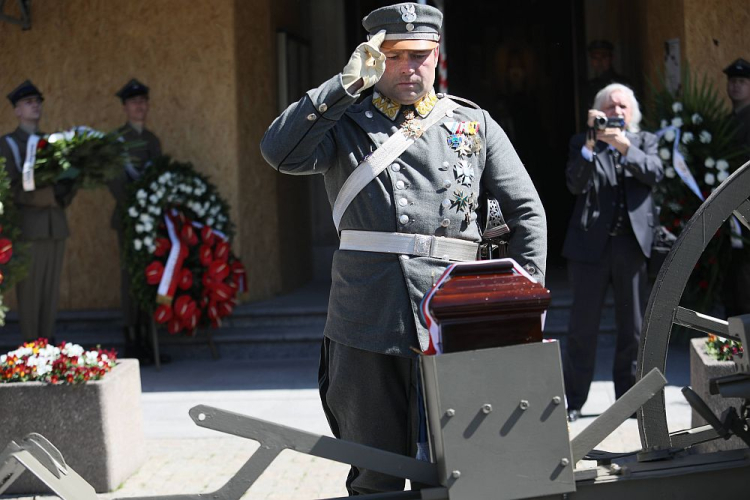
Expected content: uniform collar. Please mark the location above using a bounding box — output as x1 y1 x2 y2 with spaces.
372 89 439 121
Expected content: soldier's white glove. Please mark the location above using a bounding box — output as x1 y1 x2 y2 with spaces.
342 30 387 92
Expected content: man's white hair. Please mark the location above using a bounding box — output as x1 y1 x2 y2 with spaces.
593 83 642 133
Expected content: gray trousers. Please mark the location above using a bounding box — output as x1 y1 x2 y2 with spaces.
563 233 648 411
16 238 66 341
319 337 422 495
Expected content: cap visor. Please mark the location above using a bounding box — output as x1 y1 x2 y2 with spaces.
380 39 439 51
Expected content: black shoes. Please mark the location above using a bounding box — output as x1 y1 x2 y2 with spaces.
567 409 581 422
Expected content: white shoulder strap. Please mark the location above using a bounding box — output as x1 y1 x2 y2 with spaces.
4 136 22 172
332 97 460 232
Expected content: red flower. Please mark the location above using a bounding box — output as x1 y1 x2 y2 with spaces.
154 237 171 257
201 226 216 246
154 304 173 324
180 224 198 246
207 261 230 281
173 295 196 320
145 261 165 285
214 241 229 262
218 300 234 317
37 138 48 149
178 268 193 290
199 245 213 267
0 238 13 264
167 318 183 335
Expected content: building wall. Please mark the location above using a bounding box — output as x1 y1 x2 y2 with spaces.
0 0 282 309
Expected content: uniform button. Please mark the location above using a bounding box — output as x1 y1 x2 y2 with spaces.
441 218 451 227
469 212 478 221
446 109 454 118
396 180 405 189
365 111 373 118
442 161 450 168
437 92 445 99
399 214 409 225
442 198 451 208
391 163 401 172
398 197 408 207
307 113 317 121
443 179 452 188
318 103 328 113
525 265 537 275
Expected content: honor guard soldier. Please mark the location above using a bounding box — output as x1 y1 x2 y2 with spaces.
722 58 750 317
261 3 546 494
111 78 163 362
0 81 76 342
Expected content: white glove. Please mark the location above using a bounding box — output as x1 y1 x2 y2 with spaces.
342 30 387 92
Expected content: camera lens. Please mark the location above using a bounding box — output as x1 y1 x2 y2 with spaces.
594 116 607 129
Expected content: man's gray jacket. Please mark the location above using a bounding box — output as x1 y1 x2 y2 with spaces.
261 75 547 357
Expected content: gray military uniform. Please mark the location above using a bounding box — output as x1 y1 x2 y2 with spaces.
0 127 70 341
109 122 161 329
261 75 547 357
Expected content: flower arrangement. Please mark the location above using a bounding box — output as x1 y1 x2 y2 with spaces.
123 157 247 335
0 157 29 326
706 333 744 362
648 70 749 310
32 126 135 189
0 338 117 384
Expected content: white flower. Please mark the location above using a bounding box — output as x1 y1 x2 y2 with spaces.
63 130 75 141
704 172 715 185
148 206 161 215
128 207 139 218
716 159 729 171
718 170 729 182
37 364 51 376
705 157 716 168
48 133 64 144
148 194 160 204
699 130 712 144
134 239 143 251
660 119 668 129
664 129 676 142
672 102 683 113
691 113 703 125
659 147 671 160
62 343 84 357
671 117 683 128
144 236 153 248
207 217 215 226
0 201 4 216
665 167 676 178
136 189 147 200
681 131 694 144
0 354 5 363
135 224 145 233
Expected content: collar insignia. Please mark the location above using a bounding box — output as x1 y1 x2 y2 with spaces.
372 90 439 121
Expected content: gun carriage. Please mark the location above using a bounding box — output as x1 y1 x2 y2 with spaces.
3 163 750 500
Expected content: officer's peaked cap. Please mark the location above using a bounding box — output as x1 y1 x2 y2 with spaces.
723 58 750 78
7 80 44 106
363 3 442 43
116 78 150 104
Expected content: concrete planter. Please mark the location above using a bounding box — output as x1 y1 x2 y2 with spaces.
0 359 145 493
689 338 746 453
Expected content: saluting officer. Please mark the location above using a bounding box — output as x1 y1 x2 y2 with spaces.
0 81 75 342
111 78 162 361
261 2 546 494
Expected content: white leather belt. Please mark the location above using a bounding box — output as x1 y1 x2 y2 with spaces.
340 230 479 261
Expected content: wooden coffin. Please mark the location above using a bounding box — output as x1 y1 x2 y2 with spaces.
422 259 550 353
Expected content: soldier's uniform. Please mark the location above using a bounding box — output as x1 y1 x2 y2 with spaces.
722 59 750 316
0 81 71 341
261 3 546 494
110 79 162 356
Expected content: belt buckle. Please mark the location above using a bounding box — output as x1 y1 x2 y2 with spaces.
413 234 433 257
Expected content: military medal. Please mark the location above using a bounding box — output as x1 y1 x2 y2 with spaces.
401 110 423 138
454 160 474 186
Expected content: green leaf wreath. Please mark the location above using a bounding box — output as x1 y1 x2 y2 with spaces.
646 69 749 311
33 126 139 189
0 157 29 326
122 156 246 335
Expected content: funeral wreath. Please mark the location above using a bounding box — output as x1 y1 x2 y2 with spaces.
123 157 246 335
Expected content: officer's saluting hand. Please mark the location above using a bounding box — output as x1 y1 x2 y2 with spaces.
341 30 386 94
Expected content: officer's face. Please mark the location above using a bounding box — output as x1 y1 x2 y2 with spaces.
375 43 439 105
14 96 42 122
601 90 632 126
124 95 150 123
727 77 750 105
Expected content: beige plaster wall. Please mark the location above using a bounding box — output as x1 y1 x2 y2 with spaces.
0 0 281 309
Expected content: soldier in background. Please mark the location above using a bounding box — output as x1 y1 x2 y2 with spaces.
261 2 546 494
722 58 750 317
111 78 162 363
0 81 75 342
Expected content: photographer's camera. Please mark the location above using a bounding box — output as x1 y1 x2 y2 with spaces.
593 116 625 130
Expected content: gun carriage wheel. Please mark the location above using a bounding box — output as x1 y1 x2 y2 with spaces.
637 160 750 450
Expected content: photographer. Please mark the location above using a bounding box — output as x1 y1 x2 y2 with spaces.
561 83 663 422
